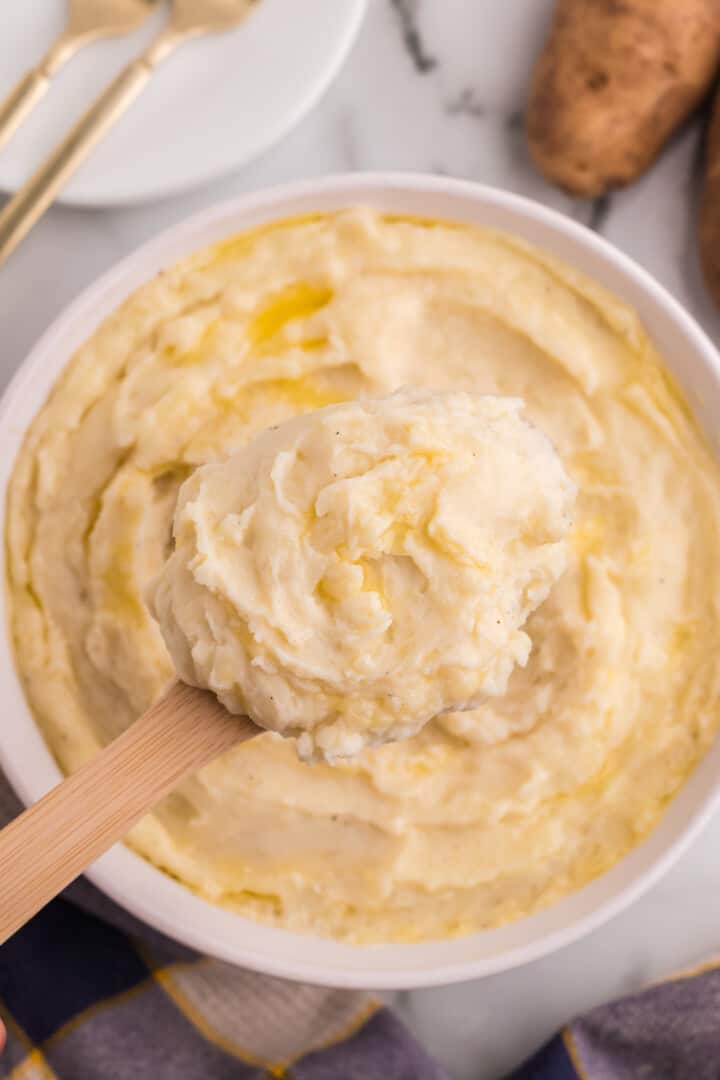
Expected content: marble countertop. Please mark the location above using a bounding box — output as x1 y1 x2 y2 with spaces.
3 2 720 1077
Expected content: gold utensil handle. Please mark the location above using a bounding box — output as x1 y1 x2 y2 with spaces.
0 69 53 154
0 37 76 154
0 55 156 266
0 682 255 945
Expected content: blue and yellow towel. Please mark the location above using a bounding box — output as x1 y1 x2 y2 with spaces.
1 778 719 1079
3 886 720 1080
0 889 442 1080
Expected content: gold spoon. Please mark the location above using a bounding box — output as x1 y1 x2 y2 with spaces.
0 681 258 944
0 0 159 155
0 0 256 267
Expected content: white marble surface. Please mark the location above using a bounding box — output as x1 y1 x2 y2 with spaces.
3 2 720 1077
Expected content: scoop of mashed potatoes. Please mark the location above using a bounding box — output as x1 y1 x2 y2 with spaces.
150 388 575 760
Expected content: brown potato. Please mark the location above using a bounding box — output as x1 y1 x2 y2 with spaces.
526 0 720 197
700 89 720 307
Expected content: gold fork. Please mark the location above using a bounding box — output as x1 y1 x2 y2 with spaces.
0 0 255 267
0 0 159 155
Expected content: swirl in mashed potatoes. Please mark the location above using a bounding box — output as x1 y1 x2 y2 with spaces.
7 209 720 942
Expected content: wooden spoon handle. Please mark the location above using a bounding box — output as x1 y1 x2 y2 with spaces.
0 682 255 944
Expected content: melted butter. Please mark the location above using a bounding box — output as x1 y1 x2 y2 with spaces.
577 559 594 622
570 516 606 557
294 337 328 352
165 323 217 367
670 621 697 661
101 543 145 623
209 213 326 265
642 363 696 427
382 213 464 230
248 282 333 351
570 452 621 488
244 376 347 413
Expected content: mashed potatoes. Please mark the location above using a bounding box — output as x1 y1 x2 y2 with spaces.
150 388 576 761
7 209 720 942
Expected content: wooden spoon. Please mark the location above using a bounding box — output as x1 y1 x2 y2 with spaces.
0 682 257 945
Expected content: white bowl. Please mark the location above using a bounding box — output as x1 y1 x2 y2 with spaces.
2 174 720 989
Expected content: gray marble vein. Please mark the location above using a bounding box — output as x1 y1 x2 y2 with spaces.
587 193 613 232
390 0 437 74
445 87 486 119
505 110 525 132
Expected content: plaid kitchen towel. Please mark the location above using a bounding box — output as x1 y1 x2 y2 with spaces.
2 773 720 1080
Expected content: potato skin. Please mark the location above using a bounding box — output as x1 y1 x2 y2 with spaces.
700 90 720 307
526 0 720 197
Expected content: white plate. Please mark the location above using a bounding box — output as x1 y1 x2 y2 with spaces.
0 0 366 206
3 175 720 987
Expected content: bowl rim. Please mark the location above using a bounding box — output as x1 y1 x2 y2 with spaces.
2 171 720 989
